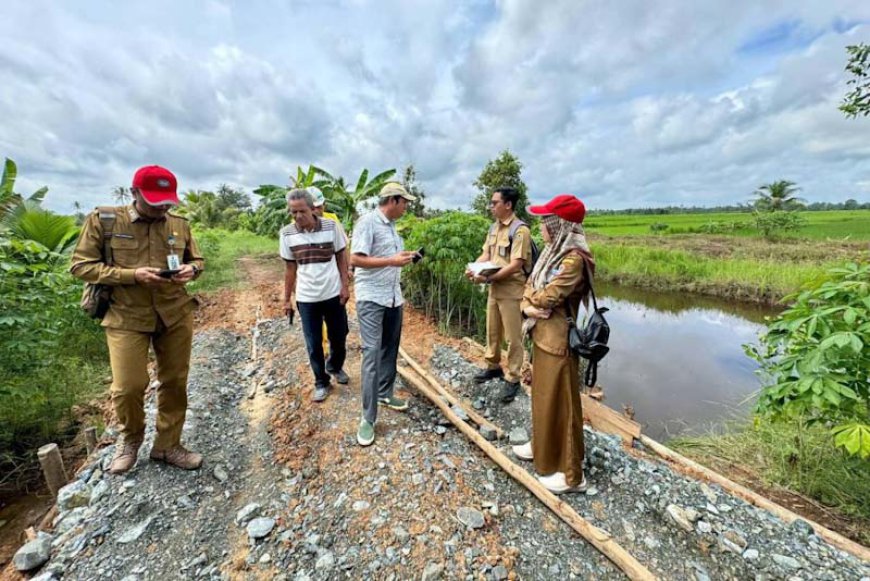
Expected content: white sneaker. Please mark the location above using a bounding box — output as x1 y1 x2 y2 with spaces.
538 472 588 494
512 442 534 461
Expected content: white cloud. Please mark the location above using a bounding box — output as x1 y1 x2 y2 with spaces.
0 0 868 212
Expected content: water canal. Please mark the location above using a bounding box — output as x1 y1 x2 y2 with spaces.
595 283 780 441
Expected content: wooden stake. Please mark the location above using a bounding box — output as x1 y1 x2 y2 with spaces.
397 366 657 580
399 347 504 439
84 427 98 455
639 435 870 562
37 443 67 498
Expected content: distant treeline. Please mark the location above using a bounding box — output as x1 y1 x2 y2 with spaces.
589 200 868 215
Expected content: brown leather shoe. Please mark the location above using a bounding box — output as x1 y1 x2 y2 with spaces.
149 445 203 470
108 437 143 475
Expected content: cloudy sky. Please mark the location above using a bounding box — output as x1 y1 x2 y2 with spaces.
1 0 868 213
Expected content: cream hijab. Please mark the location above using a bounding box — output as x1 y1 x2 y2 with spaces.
523 214 594 335
529 214 592 290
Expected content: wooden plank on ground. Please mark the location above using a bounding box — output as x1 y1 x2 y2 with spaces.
397 364 657 581
398 347 504 439
581 394 641 445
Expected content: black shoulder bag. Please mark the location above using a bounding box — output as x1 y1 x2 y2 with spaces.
567 260 610 387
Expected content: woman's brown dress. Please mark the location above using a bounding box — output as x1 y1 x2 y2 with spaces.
521 250 588 486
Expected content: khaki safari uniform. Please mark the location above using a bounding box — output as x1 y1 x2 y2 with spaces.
483 214 532 383
70 205 204 451
521 251 588 487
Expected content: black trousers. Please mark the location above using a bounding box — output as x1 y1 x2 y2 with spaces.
297 295 349 387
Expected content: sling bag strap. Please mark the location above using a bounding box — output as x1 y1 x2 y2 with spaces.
97 206 116 265
566 258 600 387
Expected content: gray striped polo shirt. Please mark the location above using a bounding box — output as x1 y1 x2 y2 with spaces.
351 208 404 307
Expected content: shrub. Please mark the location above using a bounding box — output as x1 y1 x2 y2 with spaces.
649 222 669 233
754 211 805 239
696 220 745 234
746 262 870 458
0 236 107 492
400 212 491 338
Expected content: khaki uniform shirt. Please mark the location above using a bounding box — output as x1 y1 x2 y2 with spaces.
521 252 587 356
483 214 532 300
70 205 204 332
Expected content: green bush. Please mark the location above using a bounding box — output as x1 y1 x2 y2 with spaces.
695 220 746 234
746 262 870 458
649 222 669 233
754 210 806 239
0 237 107 492
400 212 491 338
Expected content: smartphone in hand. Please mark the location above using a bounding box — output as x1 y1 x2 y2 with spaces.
412 247 425 263
158 269 181 278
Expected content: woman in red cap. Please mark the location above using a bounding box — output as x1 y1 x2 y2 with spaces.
512 194 594 493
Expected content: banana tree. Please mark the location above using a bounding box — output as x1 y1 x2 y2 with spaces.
289 165 335 190
248 184 289 237
320 168 396 230
1 158 47 222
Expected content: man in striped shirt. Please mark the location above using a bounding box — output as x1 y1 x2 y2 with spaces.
281 189 350 402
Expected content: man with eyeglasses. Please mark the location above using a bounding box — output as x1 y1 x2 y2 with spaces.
466 187 532 403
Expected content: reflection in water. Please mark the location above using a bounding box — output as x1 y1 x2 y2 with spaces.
594 283 779 442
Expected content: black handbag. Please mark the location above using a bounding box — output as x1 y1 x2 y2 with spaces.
567 260 610 387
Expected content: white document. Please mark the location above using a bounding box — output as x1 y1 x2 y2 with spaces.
466 261 501 277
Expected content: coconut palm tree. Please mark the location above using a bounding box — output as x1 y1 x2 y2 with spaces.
753 180 806 211
112 186 132 204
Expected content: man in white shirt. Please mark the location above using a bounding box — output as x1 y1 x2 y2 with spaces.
281 189 351 402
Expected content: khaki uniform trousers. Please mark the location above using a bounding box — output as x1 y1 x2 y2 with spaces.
484 294 524 383
530 344 585 487
106 311 194 451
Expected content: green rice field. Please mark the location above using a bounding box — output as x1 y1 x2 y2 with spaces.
584 210 870 240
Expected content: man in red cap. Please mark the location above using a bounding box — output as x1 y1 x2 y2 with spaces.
71 165 205 475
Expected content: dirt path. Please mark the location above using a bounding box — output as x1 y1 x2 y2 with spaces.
4 255 869 580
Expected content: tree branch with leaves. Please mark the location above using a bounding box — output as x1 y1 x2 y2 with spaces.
840 43 870 118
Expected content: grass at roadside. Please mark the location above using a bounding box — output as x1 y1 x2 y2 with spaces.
670 419 870 545
189 228 277 293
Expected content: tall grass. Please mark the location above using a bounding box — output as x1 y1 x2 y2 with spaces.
591 243 835 302
671 418 870 544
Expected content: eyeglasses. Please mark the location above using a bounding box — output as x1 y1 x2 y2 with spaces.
489 200 503 206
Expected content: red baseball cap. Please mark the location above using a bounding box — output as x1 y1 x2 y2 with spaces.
132 165 179 206
528 194 586 223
